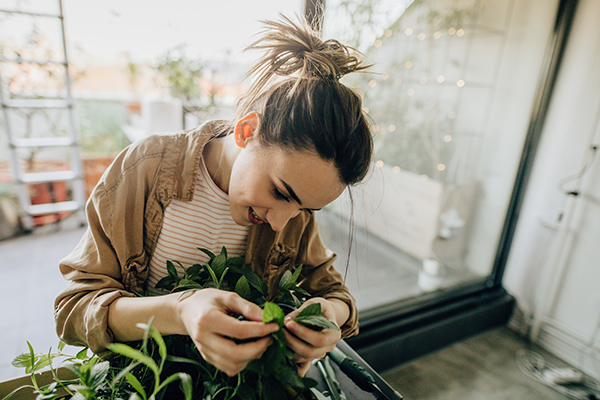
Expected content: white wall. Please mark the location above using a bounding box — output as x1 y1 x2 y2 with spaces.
504 0 600 379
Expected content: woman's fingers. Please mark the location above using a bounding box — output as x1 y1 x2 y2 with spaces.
284 320 339 361
178 289 281 375
195 334 273 376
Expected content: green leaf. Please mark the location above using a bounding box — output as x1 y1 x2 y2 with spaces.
279 270 292 289
166 261 179 279
125 373 147 400
243 270 269 296
294 314 340 331
235 275 251 299
261 376 286 400
173 279 203 290
107 343 159 376
147 324 168 370
26 342 36 374
197 247 216 260
211 252 227 276
202 264 219 288
156 373 192 400
90 361 110 390
76 348 89 360
274 362 304 389
262 302 284 326
288 265 303 287
58 341 66 352
11 353 33 369
296 303 322 318
155 275 176 291
226 256 245 269
186 263 202 277
32 354 53 373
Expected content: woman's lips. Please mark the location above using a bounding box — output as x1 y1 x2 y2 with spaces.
248 207 265 225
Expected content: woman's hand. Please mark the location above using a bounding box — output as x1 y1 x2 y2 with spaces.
283 298 345 376
176 288 280 376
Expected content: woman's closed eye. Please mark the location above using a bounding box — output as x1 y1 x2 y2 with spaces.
273 187 290 202
273 186 314 214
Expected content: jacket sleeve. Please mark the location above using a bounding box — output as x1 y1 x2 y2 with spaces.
296 215 359 338
54 141 157 353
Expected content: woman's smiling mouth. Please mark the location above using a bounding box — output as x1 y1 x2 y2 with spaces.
248 207 265 225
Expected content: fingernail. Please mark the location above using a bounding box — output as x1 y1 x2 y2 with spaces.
284 316 292 324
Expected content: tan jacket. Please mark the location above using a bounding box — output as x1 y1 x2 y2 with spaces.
54 122 358 353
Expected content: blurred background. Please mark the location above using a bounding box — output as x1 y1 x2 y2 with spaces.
1 1 600 398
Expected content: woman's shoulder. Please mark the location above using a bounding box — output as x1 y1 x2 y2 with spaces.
100 122 223 191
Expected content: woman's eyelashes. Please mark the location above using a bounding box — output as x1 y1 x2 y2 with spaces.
272 186 313 214
272 187 290 202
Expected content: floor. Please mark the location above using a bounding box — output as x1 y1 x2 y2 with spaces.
0 214 582 400
0 215 85 381
381 327 584 400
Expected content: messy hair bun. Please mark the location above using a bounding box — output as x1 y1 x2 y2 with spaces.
247 16 368 84
236 15 373 186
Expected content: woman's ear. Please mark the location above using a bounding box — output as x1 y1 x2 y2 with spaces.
234 112 260 148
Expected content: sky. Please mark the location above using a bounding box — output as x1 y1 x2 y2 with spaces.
0 0 303 64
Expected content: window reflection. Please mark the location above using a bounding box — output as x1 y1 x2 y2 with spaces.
319 0 557 311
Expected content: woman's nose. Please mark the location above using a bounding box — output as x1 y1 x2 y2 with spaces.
266 206 301 232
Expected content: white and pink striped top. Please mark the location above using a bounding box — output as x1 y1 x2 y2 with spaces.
146 157 249 295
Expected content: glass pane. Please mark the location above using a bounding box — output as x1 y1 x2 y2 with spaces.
319 0 560 312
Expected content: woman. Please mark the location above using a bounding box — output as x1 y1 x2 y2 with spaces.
55 15 373 377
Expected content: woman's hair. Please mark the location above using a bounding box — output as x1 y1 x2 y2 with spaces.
235 15 373 186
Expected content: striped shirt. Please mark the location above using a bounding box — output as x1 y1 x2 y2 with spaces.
146 157 249 295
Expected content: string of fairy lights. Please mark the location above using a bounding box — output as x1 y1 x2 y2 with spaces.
361 24 472 182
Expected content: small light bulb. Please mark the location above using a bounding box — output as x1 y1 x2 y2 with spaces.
384 29 393 37
374 39 383 48
444 134 453 142
369 79 377 88
393 166 401 173
437 164 446 171
420 77 428 85
376 160 384 168
405 27 413 36
405 60 413 69
407 88 415 96
448 27 457 35
388 125 396 132
418 33 426 41
457 79 465 87
433 31 441 39
437 75 445 83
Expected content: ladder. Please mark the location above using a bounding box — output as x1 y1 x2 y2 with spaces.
0 0 86 231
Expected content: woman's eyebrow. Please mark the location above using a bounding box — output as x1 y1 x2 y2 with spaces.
280 180 303 205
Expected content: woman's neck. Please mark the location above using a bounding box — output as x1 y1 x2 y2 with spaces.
202 134 239 194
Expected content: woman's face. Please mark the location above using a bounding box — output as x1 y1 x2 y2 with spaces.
228 139 345 232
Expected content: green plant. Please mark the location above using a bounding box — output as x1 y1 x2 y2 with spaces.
8 247 339 400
